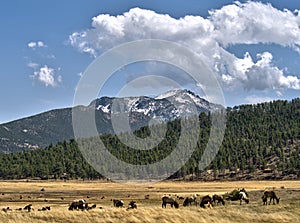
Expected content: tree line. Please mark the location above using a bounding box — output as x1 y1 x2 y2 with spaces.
0 98 299 180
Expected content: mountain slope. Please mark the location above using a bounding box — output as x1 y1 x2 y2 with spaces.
0 108 73 153
0 89 216 153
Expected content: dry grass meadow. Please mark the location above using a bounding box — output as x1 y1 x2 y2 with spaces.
0 180 299 223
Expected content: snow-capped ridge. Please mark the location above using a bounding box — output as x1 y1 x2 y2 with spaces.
90 89 218 124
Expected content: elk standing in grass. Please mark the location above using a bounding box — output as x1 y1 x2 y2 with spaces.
112 199 124 207
68 199 87 210
200 195 213 208
162 195 179 208
212 194 225 206
262 191 280 205
183 194 198 207
238 192 249 205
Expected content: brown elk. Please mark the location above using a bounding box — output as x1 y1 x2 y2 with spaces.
212 194 225 206
112 199 124 207
199 195 213 208
162 195 179 208
183 194 198 207
262 191 280 205
127 201 137 210
68 199 87 210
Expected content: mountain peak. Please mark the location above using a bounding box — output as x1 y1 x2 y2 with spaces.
155 89 194 99
0 89 215 153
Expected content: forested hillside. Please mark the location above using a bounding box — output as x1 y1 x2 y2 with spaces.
0 98 299 180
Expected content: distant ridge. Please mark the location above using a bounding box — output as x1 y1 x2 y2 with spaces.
0 89 218 153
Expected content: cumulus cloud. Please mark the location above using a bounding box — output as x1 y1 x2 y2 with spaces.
30 65 62 87
233 52 300 91
69 1 300 92
210 2 300 48
28 41 47 49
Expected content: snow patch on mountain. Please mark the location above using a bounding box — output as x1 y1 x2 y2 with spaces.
97 104 110 113
92 89 218 123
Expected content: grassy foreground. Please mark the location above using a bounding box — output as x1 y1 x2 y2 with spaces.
0 180 299 223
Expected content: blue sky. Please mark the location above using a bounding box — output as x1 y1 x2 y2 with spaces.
0 0 299 124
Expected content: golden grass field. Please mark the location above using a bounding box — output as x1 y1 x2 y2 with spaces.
0 180 299 223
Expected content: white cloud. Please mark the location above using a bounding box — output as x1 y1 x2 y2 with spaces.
235 52 300 91
37 41 45 47
69 7 215 56
69 2 300 92
210 2 300 48
26 41 60 87
28 42 37 48
28 41 47 49
30 65 62 87
27 62 39 69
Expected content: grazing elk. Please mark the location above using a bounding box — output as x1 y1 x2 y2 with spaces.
127 201 137 210
224 188 249 205
262 190 280 205
238 192 249 205
162 195 179 208
38 206 51 211
68 199 87 210
24 204 33 212
200 195 213 208
112 199 124 207
212 194 225 206
183 195 197 206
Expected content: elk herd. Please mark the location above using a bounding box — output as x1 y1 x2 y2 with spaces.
160 188 280 209
0 188 281 213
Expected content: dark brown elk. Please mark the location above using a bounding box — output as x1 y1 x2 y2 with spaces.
127 201 137 210
212 194 225 206
68 199 87 210
262 191 280 205
112 199 124 207
200 195 212 208
24 204 33 212
162 195 179 208
183 195 197 206
38 206 51 211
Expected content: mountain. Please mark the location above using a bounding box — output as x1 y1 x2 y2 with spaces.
0 98 298 180
90 89 220 133
0 89 217 153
